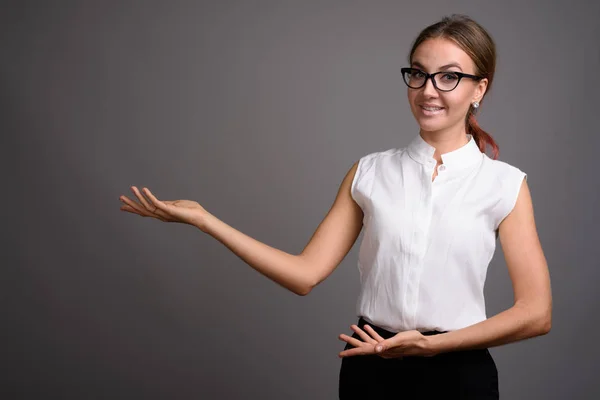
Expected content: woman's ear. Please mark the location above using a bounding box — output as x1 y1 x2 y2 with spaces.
474 78 488 103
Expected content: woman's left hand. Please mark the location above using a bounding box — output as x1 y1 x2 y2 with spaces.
338 324 437 359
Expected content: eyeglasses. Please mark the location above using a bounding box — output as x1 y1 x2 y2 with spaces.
400 67 484 92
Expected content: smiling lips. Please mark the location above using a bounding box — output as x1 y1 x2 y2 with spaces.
421 104 444 110
420 104 445 115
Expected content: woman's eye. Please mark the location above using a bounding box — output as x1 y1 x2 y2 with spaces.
412 71 425 78
441 73 458 81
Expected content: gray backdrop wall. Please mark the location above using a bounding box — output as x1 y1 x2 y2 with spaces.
3 1 599 399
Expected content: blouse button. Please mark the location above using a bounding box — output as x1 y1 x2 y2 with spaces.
438 165 446 172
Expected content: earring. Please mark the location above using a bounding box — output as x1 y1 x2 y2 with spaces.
472 101 479 109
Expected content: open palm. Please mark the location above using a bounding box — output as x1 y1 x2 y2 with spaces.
119 186 208 227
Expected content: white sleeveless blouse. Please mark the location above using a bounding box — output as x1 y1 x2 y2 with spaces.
351 133 527 333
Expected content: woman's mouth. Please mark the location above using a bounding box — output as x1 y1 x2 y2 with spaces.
419 105 445 116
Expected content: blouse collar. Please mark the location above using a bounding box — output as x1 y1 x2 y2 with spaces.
407 133 483 170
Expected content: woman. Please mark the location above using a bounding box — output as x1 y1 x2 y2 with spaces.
119 14 552 399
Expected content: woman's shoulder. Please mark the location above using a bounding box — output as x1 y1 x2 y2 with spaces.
357 147 406 164
481 154 527 179
353 147 407 180
480 155 528 206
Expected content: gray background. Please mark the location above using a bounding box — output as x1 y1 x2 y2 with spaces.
3 1 599 399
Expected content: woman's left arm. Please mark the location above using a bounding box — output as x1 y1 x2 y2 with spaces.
428 179 552 354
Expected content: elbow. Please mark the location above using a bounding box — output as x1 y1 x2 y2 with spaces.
293 283 313 296
295 286 311 296
517 299 552 337
293 266 321 296
294 277 321 296
291 279 315 297
532 307 552 336
295 278 317 296
537 312 552 335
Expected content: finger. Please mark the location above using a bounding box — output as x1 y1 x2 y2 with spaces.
120 195 148 215
131 187 174 220
140 188 174 220
338 334 368 349
350 325 378 345
120 195 168 220
374 338 394 354
131 186 155 212
363 324 385 342
141 188 167 210
339 345 375 358
120 203 141 215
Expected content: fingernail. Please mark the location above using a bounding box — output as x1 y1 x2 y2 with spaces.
376 346 383 352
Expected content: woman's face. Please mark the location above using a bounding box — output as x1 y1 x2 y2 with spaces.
407 37 488 136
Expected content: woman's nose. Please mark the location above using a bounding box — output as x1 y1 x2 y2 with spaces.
422 76 438 96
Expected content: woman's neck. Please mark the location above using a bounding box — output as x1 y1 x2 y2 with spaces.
419 127 470 163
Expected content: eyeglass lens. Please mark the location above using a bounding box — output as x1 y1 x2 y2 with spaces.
403 70 460 91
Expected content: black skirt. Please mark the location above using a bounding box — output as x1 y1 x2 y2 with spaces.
339 317 499 399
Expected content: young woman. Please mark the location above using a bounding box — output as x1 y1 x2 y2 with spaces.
119 14 552 399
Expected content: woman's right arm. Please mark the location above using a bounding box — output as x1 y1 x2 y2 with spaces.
197 161 363 296
121 162 363 296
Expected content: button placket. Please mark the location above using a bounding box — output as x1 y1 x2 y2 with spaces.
406 176 433 329
416 189 433 327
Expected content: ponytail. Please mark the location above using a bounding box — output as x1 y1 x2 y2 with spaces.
466 108 499 160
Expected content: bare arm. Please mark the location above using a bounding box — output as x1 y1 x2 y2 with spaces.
196 162 364 296
428 179 552 353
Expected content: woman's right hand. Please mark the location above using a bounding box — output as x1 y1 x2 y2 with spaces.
119 186 210 230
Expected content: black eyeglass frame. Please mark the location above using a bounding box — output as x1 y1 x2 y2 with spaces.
400 67 484 92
